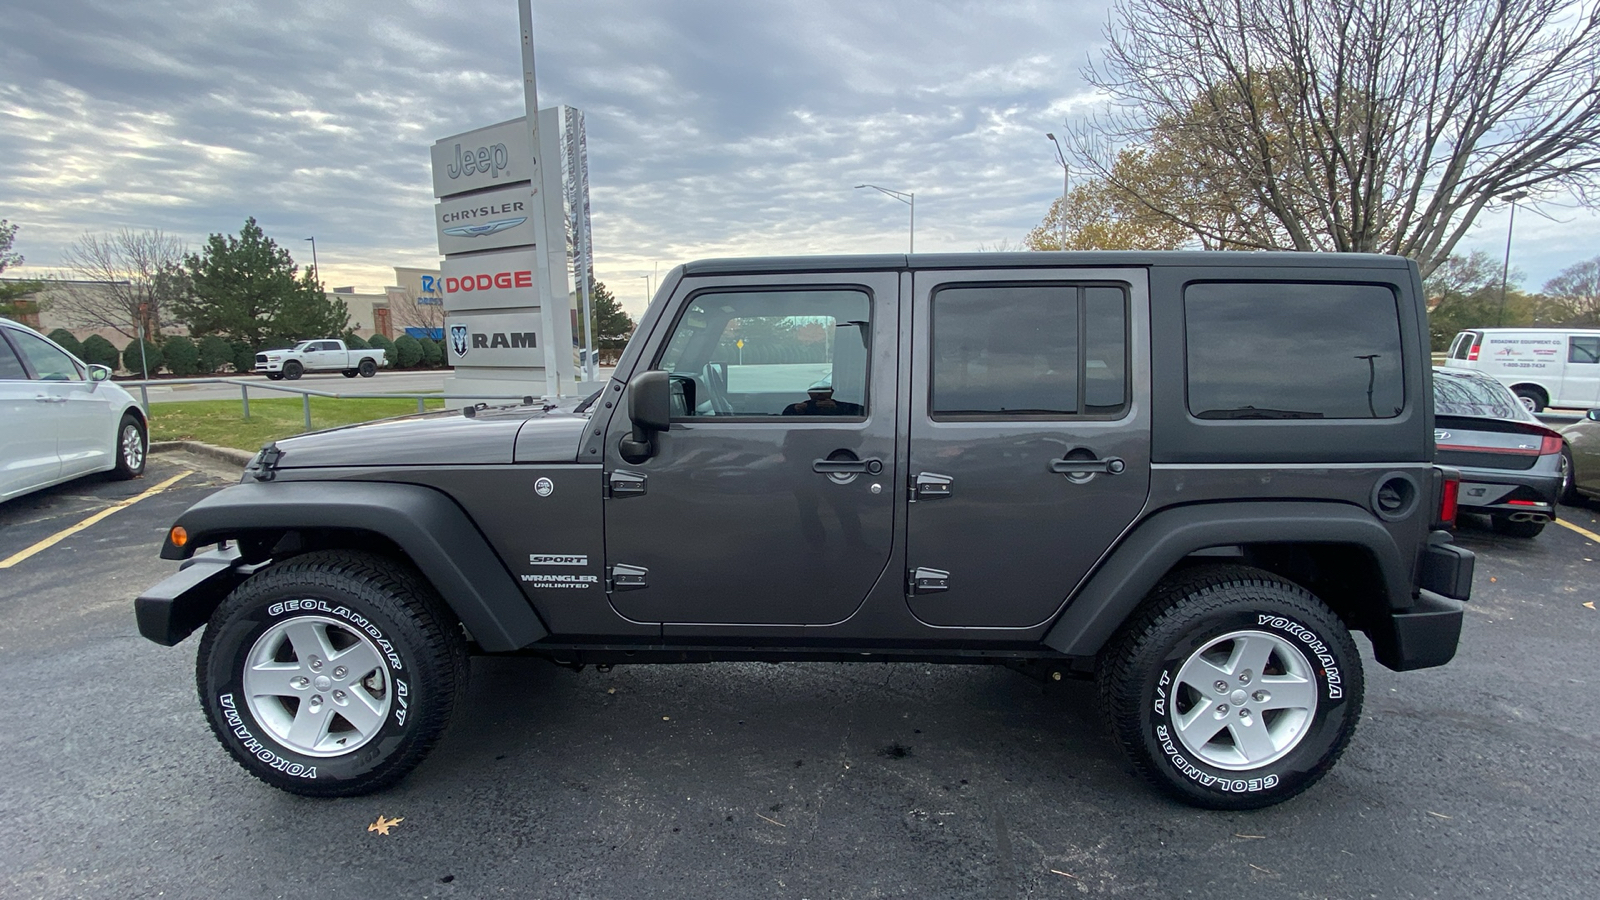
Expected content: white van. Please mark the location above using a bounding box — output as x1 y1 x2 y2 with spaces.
1443 328 1600 411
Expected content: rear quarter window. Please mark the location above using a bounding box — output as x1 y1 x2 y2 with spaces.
1185 282 1404 420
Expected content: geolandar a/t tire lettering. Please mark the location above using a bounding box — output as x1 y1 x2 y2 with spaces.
1099 564 1365 810
195 550 467 797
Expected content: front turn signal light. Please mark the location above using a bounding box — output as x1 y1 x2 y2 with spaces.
169 526 188 548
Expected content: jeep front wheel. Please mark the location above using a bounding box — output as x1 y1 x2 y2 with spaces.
195 550 467 796
1099 565 1363 810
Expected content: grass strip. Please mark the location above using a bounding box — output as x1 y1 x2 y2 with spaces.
148 397 446 452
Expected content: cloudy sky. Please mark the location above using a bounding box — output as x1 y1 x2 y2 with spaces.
3 0 1597 319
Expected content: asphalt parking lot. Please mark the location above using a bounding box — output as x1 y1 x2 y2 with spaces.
2 457 1598 899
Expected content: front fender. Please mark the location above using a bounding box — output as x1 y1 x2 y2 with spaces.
155 481 548 651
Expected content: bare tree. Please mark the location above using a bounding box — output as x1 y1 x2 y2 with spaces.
387 285 445 335
51 229 187 340
1072 0 1600 276
1542 256 1600 325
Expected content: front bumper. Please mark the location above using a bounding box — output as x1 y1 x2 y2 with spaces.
134 547 251 645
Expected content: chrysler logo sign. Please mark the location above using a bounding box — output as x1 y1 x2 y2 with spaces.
442 217 526 238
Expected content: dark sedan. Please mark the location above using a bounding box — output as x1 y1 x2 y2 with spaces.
1560 409 1600 504
1434 367 1565 538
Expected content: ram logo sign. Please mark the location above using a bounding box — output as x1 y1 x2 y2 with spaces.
442 314 544 368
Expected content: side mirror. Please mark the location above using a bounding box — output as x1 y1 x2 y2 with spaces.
1588 408 1600 421
620 370 670 462
87 364 111 384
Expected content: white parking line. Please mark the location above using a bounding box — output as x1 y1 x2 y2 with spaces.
0 471 192 569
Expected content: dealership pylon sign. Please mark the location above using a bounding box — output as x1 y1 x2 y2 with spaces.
430 115 574 399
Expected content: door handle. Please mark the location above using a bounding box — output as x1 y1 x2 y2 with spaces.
1050 457 1126 476
34 396 66 404
812 458 883 475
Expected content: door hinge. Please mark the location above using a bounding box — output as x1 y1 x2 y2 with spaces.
607 564 648 592
908 567 951 595
911 472 953 501
608 470 647 498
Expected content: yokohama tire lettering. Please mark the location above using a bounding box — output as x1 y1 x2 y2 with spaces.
1256 614 1343 699
219 694 317 779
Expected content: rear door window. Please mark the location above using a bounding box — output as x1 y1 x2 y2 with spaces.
1570 336 1600 365
1185 282 1403 419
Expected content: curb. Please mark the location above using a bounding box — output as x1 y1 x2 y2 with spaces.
149 440 256 468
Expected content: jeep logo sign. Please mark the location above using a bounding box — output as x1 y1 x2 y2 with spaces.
438 248 540 312
430 118 533 198
443 313 545 368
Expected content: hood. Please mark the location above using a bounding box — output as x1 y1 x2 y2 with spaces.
261 404 588 469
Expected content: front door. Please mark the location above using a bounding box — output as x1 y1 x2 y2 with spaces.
603 272 899 626
903 269 1151 628
0 332 60 496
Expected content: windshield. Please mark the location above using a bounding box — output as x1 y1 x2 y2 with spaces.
294 342 315 352
1433 372 1534 421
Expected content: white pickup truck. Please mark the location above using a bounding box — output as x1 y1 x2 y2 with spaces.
254 340 386 380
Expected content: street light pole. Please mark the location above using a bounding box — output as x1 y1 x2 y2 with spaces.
303 236 319 281
854 184 915 254
1497 191 1528 327
1046 132 1070 250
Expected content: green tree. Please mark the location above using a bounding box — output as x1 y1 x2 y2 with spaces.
163 335 200 376
392 334 424 368
1026 149 1195 251
47 329 84 359
122 337 165 378
1071 0 1600 277
584 279 635 350
0 220 44 317
80 334 120 370
1425 252 1533 349
198 335 233 373
175 217 349 348
1541 257 1600 327
229 340 255 374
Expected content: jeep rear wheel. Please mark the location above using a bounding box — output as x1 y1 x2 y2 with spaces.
195 550 467 796
1099 565 1363 810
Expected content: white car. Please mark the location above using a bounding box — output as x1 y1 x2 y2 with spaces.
0 318 147 502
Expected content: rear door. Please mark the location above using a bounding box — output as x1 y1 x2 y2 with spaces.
1563 335 1600 408
903 268 1151 628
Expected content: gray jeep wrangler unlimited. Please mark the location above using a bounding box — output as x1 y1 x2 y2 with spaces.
136 252 1474 809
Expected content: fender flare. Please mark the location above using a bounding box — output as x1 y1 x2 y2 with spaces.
1042 501 1409 658
159 481 548 651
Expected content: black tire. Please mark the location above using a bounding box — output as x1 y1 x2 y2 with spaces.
195 550 468 797
283 361 303 380
111 412 146 480
1513 386 1546 413
1490 516 1546 538
266 373 284 381
1559 446 1579 505
1098 564 1364 810
358 357 377 377
342 369 358 378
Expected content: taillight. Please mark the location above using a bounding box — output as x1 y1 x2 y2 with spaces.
1439 475 1460 527
1540 434 1563 456
1467 335 1481 360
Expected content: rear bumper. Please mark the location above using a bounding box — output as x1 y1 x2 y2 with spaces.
1455 466 1562 517
134 547 250 646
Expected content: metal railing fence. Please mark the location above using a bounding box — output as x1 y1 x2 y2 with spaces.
119 377 542 432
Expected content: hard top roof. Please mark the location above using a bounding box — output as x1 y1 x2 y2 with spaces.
681 250 1415 276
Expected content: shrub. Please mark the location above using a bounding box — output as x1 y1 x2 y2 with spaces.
367 333 395 364
230 340 256 374
80 334 120 370
163 335 200 376
122 338 165 377
437 338 452 368
198 335 232 373
393 334 424 368
420 336 443 367
344 333 369 350
48 329 84 359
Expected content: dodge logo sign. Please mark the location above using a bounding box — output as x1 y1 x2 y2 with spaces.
449 324 470 358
